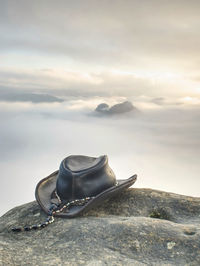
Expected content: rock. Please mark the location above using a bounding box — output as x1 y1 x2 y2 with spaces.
109 101 135 114
95 101 136 115
0 188 200 265
95 103 110 112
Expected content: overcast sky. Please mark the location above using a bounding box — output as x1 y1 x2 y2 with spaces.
1 0 200 215
1 0 200 99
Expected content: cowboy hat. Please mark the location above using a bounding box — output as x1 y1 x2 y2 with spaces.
35 155 137 218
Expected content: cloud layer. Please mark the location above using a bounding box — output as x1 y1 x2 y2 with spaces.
1 0 200 68
1 100 200 216
0 0 200 99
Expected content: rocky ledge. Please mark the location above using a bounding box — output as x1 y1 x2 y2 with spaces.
0 188 200 265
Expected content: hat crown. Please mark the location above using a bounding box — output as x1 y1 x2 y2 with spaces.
56 155 116 201
64 155 103 172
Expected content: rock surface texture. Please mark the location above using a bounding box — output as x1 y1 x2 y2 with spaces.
0 188 200 265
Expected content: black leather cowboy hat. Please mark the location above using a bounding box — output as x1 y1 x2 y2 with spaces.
35 155 137 218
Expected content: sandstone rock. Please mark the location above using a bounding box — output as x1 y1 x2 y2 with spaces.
0 188 200 265
109 101 135 114
95 101 136 115
95 103 109 113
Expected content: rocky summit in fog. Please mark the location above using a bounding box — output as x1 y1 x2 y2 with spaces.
1 189 200 265
95 101 136 115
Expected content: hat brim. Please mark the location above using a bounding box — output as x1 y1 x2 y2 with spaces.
35 170 137 218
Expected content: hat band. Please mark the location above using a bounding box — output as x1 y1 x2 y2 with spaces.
11 181 119 233
11 195 95 232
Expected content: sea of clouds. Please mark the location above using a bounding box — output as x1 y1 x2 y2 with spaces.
0 95 200 216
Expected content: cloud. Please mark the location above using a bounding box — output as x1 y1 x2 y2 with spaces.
1 0 200 72
1 0 200 100
0 67 195 101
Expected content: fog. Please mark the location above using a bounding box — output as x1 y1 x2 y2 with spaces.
1 98 200 215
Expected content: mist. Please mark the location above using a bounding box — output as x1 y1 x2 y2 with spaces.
1 98 200 216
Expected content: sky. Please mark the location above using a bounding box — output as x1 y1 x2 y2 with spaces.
0 0 200 215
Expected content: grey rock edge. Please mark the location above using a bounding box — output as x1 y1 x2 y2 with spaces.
0 188 200 266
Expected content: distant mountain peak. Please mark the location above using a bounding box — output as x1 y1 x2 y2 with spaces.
0 91 64 103
95 101 136 115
